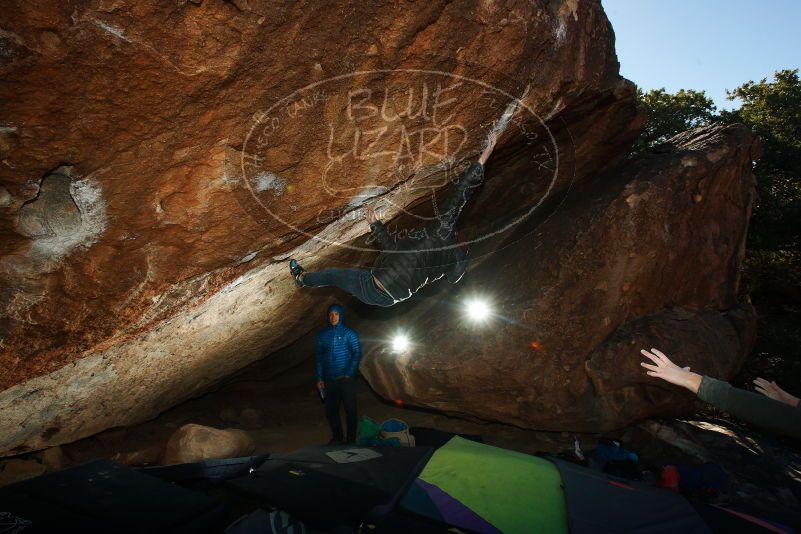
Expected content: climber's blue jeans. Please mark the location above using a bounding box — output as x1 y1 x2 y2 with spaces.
302 268 395 307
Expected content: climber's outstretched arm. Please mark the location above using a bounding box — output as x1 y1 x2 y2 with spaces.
478 132 497 166
366 206 395 250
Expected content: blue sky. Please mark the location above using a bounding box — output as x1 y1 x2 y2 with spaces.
601 0 801 110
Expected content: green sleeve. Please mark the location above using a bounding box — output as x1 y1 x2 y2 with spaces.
697 376 801 440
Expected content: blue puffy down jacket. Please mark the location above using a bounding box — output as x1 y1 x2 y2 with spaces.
315 304 362 381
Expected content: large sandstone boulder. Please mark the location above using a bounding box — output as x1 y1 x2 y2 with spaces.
162 424 255 465
0 0 645 455
361 123 760 431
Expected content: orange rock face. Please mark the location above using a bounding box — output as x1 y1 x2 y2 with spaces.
0 0 747 455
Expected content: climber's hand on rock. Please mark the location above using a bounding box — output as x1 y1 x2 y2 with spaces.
640 347 702 394
365 205 377 225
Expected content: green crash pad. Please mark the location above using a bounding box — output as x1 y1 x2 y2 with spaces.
418 436 567 534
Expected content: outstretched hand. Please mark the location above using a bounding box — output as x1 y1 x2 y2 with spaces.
754 377 801 407
365 205 378 225
640 347 703 394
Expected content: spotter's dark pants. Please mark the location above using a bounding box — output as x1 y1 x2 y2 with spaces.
324 376 358 443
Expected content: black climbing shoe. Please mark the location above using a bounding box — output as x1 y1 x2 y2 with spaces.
289 258 305 287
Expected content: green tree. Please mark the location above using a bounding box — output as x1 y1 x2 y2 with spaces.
720 69 801 257
630 71 801 389
721 70 801 388
631 88 717 155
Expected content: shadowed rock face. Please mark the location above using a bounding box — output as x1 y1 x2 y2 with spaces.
361 123 760 431
0 0 750 455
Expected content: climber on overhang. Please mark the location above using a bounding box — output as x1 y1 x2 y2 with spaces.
288 133 497 306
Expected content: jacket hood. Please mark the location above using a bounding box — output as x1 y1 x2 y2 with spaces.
327 303 345 326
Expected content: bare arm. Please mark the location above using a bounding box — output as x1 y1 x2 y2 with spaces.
478 132 497 166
